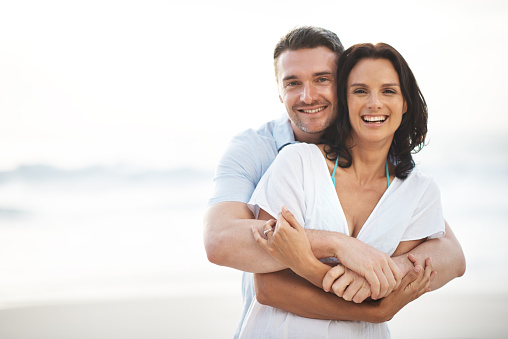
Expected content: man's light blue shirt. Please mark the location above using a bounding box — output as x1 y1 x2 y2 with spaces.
208 115 296 338
208 115 296 206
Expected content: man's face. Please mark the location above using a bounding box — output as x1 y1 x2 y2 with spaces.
276 47 339 143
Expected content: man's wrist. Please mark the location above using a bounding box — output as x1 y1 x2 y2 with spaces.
392 254 413 276
307 229 345 259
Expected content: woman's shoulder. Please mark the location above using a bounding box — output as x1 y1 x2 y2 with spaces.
278 142 321 159
403 167 440 192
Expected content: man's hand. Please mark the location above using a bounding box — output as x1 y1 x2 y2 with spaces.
322 264 372 303
375 255 436 322
329 236 402 300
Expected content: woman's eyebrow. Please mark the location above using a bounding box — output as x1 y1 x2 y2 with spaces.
349 82 400 87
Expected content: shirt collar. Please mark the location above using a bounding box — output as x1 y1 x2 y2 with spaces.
273 115 297 153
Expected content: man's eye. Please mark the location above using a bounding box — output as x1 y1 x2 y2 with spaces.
317 77 329 83
286 81 298 87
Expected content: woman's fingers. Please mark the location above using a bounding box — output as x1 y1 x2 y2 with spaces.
372 266 390 300
263 219 276 238
281 205 304 231
251 225 269 251
417 257 434 296
251 219 276 250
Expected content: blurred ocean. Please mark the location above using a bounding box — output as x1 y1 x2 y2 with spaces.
0 165 242 309
0 139 507 309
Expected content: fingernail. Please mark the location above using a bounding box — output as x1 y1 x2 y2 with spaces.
282 205 287 211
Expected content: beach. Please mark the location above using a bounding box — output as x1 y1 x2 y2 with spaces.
0 155 507 338
0 287 507 338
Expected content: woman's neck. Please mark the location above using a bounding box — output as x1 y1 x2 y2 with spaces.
345 137 392 185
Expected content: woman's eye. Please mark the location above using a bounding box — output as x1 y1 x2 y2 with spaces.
384 89 396 94
353 89 366 94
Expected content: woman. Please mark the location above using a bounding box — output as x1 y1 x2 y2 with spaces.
238 43 445 338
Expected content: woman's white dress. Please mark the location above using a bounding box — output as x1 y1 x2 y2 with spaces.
240 143 445 339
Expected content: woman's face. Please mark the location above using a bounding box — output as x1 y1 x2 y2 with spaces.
346 58 407 145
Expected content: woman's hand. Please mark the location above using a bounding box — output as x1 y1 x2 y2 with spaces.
251 206 332 288
251 205 315 271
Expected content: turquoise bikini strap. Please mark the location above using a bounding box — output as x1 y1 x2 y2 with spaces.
332 157 390 188
386 161 390 188
331 157 339 186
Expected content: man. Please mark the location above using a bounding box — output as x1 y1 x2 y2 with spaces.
204 26 465 336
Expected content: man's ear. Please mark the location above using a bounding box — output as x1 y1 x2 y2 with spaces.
279 95 283 103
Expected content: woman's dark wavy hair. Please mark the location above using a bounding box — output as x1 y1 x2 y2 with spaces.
322 43 428 179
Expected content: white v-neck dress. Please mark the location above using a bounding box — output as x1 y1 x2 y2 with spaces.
241 143 445 339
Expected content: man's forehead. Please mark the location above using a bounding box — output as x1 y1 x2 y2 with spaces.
276 47 338 81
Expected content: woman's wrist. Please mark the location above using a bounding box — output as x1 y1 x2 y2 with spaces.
293 255 330 289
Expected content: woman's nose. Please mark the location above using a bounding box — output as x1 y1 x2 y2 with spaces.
368 93 383 110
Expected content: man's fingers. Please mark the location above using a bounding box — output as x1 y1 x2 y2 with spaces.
370 266 390 300
352 283 371 304
342 278 363 302
322 265 345 292
331 274 353 298
388 258 403 291
379 264 397 298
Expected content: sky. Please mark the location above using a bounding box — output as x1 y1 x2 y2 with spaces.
0 0 507 171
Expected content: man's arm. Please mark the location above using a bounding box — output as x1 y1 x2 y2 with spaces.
255 261 432 323
204 201 285 273
392 221 465 290
204 201 402 288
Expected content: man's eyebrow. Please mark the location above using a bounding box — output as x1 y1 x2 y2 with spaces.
314 71 334 77
282 75 298 82
282 71 334 82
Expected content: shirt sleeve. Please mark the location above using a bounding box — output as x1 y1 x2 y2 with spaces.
207 130 275 206
248 145 307 226
401 177 446 241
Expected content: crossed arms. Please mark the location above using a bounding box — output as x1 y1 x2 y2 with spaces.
204 201 465 320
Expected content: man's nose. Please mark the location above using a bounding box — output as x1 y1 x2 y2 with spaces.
300 84 317 104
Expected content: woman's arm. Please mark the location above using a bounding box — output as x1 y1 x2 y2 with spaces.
255 256 433 323
254 207 402 299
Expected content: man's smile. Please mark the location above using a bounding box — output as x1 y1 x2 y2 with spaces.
297 106 327 114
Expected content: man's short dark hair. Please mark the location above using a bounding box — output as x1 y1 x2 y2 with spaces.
273 26 344 77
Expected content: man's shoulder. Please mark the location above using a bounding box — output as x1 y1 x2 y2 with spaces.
232 116 291 145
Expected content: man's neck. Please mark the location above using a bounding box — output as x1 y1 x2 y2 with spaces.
293 129 323 144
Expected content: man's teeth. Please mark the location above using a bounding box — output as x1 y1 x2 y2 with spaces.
302 107 325 113
362 116 387 123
